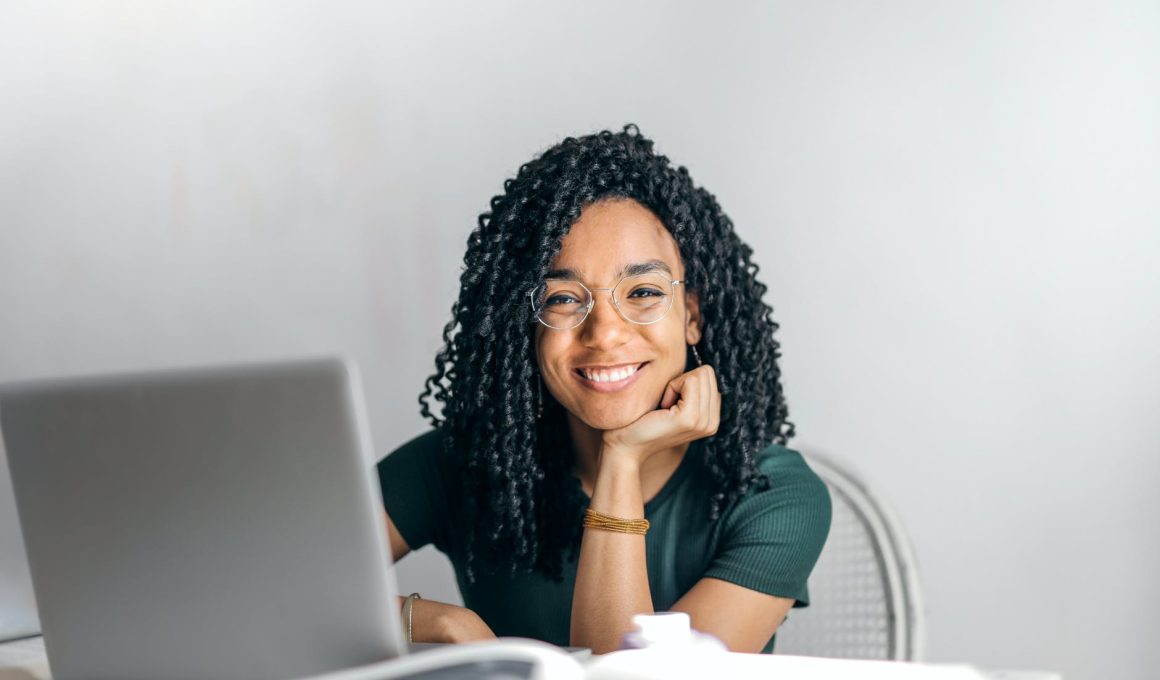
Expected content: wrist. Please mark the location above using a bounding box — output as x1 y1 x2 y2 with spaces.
590 449 645 518
434 606 490 643
432 607 460 643
401 592 421 643
594 451 643 496
597 443 645 474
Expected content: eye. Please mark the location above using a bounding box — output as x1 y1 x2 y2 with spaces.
545 294 582 306
627 287 665 298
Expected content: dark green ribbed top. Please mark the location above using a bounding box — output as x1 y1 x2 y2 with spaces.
376 429 831 653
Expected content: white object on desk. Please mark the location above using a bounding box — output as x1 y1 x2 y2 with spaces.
983 672 1062 680
586 648 994 680
291 639 583 680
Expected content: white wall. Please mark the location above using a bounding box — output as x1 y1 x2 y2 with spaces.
1 2 1157 678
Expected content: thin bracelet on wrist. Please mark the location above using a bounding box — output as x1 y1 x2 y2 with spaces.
583 507 649 535
402 592 422 644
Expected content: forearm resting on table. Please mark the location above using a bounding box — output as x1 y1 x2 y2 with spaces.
570 457 654 654
398 596 495 643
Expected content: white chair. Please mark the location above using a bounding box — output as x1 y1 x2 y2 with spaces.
774 451 925 661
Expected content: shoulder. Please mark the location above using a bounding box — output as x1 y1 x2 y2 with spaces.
702 442 833 607
376 427 461 486
754 443 829 497
378 427 453 463
721 442 832 542
380 428 445 459
375 427 463 553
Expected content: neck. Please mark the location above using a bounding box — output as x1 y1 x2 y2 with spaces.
566 413 689 501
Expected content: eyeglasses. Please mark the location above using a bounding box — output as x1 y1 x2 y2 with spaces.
528 272 686 331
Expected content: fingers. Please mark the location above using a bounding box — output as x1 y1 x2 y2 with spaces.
661 365 720 438
661 371 699 417
606 365 721 462
697 365 719 436
659 378 682 410
698 365 720 436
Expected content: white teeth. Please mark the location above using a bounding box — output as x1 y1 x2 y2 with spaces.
582 364 639 382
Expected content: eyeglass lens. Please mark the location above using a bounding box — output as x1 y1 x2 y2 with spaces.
532 273 675 329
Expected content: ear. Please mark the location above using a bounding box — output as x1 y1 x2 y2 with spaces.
684 289 703 346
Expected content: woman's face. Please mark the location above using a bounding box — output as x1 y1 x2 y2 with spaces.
534 199 701 431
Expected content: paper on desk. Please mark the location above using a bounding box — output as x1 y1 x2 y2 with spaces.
0 637 51 680
585 649 990 680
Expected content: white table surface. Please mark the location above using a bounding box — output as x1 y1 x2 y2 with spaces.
0 635 1062 680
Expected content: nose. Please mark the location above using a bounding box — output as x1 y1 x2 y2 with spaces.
579 289 631 349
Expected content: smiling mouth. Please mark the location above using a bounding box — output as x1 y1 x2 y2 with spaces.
573 362 648 387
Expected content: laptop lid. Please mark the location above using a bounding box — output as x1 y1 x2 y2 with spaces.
0 357 406 680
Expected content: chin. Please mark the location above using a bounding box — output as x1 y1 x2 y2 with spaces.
582 415 637 431
576 403 653 431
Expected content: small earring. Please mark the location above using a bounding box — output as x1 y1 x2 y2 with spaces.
690 344 703 367
536 375 543 420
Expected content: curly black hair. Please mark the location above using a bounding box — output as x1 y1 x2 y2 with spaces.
418 124 793 582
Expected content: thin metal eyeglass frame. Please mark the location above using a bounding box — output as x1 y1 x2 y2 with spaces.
527 277 686 330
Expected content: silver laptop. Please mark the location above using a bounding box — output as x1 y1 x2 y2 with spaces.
0 358 406 680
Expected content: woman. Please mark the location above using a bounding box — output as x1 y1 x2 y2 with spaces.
377 125 831 654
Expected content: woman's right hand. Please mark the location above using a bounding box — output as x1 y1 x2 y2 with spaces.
407 597 496 643
600 364 721 467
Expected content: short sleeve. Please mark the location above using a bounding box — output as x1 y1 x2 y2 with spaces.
703 446 832 608
375 428 460 555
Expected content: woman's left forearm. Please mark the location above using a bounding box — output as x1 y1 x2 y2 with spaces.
569 453 654 653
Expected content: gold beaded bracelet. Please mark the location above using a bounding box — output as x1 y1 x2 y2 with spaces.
583 508 650 535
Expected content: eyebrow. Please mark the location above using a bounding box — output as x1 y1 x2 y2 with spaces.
545 259 673 282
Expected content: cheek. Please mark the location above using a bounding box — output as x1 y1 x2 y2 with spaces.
644 322 689 374
534 334 570 394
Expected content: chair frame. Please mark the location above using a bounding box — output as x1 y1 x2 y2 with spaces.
798 450 927 661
